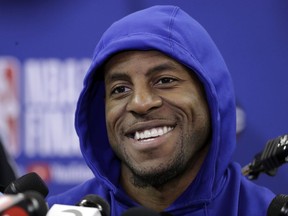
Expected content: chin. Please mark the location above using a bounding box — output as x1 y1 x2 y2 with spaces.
130 163 182 188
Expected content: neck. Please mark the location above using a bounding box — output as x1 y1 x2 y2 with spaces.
121 176 190 211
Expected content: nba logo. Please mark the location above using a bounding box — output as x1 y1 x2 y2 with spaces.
0 56 20 157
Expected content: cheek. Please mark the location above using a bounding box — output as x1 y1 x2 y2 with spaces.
105 107 123 160
105 101 117 137
178 94 210 141
105 101 127 142
105 100 122 125
105 105 114 131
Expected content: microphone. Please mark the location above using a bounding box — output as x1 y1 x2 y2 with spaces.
4 172 49 198
0 190 48 216
0 184 5 193
76 194 110 216
122 207 173 216
47 194 110 216
46 204 102 216
267 194 288 216
242 134 288 180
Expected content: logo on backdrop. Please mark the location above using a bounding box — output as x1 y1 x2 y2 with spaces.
23 58 91 158
0 56 20 157
0 56 94 193
21 58 94 187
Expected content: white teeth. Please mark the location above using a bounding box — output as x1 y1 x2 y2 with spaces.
134 126 173 140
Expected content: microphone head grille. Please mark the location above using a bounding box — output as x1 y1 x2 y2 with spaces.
78 194 110 216
4 172 49 197
267 194 288 216
24 190 49 216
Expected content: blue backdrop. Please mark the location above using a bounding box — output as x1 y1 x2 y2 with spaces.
0 0 287 196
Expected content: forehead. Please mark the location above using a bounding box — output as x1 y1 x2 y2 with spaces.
104 50 203 82
102 50 200 83
102 50 205 92
104 50 176 72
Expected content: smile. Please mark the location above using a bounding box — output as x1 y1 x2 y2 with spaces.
134 126 174 140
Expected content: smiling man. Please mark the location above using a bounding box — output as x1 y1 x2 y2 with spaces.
47 5 275 215
104 51 211 210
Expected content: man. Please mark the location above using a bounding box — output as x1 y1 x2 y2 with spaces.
47 5 275 215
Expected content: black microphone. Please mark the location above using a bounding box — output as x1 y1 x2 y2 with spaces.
4 172 49 198
0 184 5 193
267 194 288 216
76 194 110 216
242 134 288 180
122 207 173 216
0 190 48 216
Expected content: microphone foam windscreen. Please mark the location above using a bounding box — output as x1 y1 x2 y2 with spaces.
24 190 49 216
4 172 49 197
267 194 288 216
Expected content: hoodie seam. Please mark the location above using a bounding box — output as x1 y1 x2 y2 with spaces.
167 6 180 50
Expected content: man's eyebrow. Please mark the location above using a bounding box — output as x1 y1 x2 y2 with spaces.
105 71 130 83
104 61 178 83
146 62 179 77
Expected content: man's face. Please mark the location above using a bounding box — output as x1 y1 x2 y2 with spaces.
104 50 211 187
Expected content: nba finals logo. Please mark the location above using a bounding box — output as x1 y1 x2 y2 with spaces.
0 56 20 157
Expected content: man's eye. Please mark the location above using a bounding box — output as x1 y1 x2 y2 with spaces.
157 77 176 84
111 86 130 94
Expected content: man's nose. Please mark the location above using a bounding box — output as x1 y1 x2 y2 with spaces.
126 86 162 115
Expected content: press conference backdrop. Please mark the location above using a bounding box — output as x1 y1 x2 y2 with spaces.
0 0 287 196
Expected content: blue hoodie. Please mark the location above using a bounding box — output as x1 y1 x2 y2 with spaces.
47 5 275 215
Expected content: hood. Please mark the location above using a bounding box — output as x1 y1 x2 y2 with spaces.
75 5 236 204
